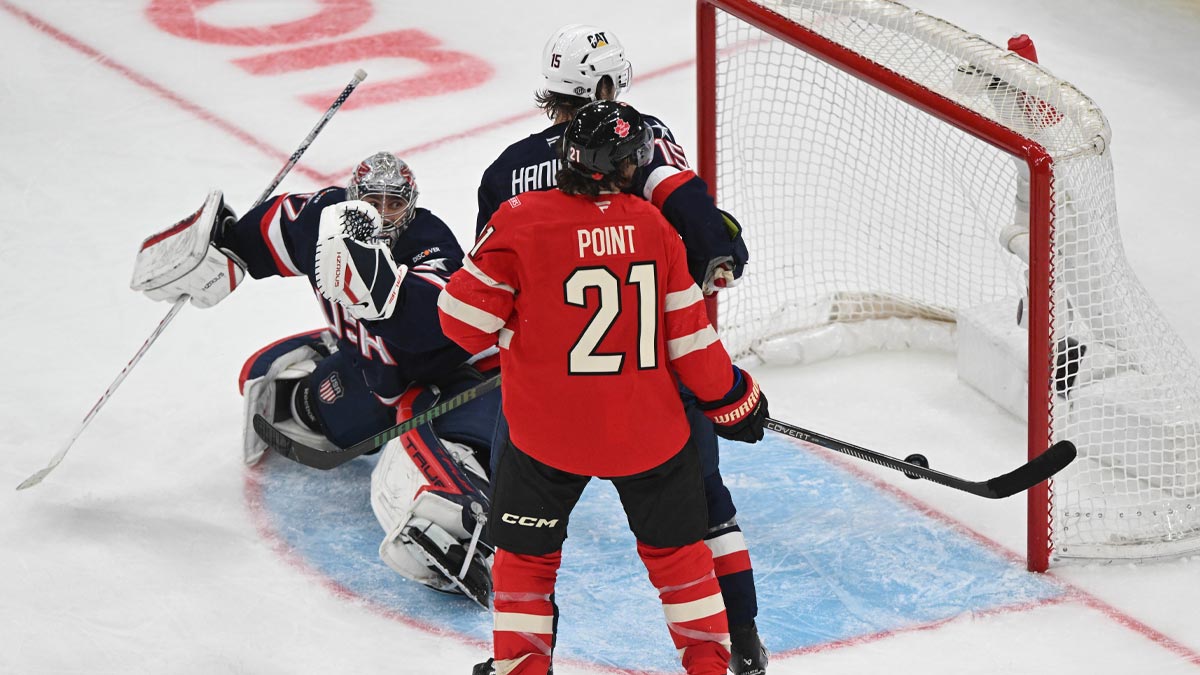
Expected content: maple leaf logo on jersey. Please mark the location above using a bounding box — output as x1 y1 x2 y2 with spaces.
614 118 630 138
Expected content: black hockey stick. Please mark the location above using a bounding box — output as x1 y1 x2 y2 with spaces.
764 418 1076 499
254 375 501 471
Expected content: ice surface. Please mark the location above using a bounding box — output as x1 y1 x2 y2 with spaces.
2 1 1198 673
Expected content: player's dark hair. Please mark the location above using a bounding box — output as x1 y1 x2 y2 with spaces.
555 158 635 197
535 90 589 120
535 76 617 120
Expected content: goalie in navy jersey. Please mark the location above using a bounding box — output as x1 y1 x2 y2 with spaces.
442 100 769 675
474 24 767 674
131 152 499 606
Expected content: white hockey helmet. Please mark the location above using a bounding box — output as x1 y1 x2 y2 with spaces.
541 24 632 100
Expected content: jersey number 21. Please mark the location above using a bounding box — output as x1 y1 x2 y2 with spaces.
564 262 658 375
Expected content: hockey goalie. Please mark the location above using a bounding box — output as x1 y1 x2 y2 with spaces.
132 151 501 606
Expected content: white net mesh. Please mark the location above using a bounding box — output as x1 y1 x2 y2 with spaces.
710 0 1200 562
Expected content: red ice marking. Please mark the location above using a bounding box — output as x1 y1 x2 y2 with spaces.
0 1 328 184
145 0 371 46
232 30 494 111
775 433 1200 668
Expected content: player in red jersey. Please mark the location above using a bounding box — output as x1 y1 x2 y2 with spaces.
439 101 768 675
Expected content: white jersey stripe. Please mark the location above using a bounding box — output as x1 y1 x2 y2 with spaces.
265 206 302 277
667 326 719 360
437 290 507 334
464 257 516 293
409 269 447 289
643 164 684 202
665 285 704 312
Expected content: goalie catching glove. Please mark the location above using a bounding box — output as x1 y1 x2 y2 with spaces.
314 200 408 322
699 367 768 443
130 190 246 308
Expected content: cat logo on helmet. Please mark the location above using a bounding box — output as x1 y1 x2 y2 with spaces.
542 24 633 101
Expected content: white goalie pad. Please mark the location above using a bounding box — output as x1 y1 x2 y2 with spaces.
132 190 246 309
370 435 488 590
314 201 408 322
241 344 324 465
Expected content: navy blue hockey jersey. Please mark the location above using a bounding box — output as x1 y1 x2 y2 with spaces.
475 115 747 286
219 187 471 398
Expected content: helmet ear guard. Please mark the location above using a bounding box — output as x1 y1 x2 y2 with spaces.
541 24 633 101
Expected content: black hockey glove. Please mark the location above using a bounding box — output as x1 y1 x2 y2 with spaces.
699 367 768 443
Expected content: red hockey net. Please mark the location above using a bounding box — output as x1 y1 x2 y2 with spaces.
698 0 1200 570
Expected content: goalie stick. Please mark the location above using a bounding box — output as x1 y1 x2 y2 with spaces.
254 374 502 471
16 69 368 491
765 418 1076 499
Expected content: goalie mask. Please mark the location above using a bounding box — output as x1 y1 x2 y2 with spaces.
347 151 419 243
542 24 632 101
562 100 654 180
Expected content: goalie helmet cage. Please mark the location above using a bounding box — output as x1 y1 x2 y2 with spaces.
697 0 1200 571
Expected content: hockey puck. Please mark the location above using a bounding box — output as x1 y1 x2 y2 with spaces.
903 453 929 480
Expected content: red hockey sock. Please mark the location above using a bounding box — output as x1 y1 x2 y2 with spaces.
637 540 731 675
491 548 560 675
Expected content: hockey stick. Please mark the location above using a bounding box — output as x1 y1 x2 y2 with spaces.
764 418 1076 499
254 374 502 471
15 297 188 490
16 70 369 491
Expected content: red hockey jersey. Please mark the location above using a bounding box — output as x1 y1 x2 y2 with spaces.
438 189 736 477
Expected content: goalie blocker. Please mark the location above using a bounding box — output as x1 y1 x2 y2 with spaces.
131 190 246 308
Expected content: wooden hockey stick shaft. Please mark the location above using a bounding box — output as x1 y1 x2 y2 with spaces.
17 70 369 491
764 417 1076 499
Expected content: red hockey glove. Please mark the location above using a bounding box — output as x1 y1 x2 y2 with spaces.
699 367 768 443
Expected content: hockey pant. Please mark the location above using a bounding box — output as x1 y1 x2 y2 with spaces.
488 391 759 628
488 441 730 675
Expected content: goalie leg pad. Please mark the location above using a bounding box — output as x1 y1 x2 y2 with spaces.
239 330 333 465
372 383 492 600
387 517 492 607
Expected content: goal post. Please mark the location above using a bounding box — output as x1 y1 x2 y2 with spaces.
698 0 1200 571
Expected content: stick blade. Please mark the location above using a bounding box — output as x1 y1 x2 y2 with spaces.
252 415 297 461
252 414 354 471
984 440 1077 499
16 467 52 491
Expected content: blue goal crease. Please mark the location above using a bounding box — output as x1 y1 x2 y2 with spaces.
255 434 1064 672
